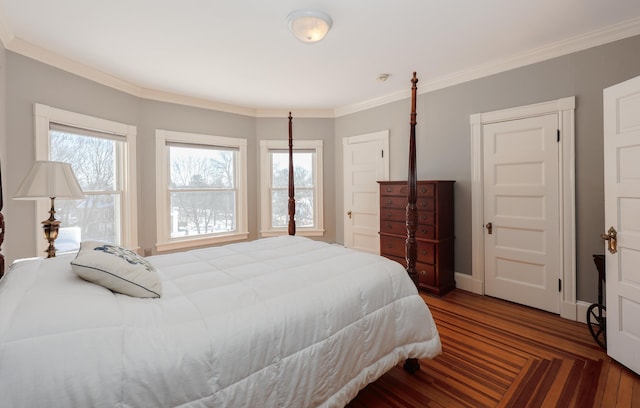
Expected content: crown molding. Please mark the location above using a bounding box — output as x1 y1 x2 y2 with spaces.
336 16 640 117
2 12 640 119
255 108 335 118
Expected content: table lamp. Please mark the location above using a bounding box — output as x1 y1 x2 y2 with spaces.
14 161 84 258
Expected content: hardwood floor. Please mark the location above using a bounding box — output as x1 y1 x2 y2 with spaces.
347 289 640 407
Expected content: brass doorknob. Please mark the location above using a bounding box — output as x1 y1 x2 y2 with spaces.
601 226 617 254
347 210 352 219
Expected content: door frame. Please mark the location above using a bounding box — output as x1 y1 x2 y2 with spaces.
342 130 389 249
468 97 577 320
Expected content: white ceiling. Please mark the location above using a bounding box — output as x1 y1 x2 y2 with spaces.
1 0 640 115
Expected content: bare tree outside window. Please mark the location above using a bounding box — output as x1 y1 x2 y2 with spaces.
169 145 237 238
271 151 314 228
50 130 121 249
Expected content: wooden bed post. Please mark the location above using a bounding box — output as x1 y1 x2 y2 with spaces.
404 72 420 374
405 72 419 287
288 112 296 236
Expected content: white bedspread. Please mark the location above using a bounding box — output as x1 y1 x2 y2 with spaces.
0 236 441 407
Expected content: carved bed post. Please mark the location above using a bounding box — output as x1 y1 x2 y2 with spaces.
404 72 420 374
406 72 419 287
288 112 296 236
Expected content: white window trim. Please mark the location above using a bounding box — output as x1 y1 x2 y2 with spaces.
259 139 324 237
34 103 139 252
155 129 248 252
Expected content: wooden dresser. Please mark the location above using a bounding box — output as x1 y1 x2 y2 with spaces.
378 180 455 296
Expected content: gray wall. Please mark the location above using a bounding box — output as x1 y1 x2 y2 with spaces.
3 34 640 304
335 34 640 304
2 52 336 264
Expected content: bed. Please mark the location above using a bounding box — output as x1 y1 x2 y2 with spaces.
0 73 441 407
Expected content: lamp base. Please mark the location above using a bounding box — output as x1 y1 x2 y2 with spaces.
42 197 61 258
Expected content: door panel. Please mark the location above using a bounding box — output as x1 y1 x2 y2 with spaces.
483 114 560 313
604 74 640 374
343 132 389 253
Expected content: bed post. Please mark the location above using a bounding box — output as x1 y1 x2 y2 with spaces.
288 112 296 236
405 72 419 287
403 72 420 374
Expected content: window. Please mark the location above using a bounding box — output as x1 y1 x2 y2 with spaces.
156 130 248 251
34 104 138 253
259 139 324 236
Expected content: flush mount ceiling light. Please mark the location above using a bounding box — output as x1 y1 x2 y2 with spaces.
287 10 333 43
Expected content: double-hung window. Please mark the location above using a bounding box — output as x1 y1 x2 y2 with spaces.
34 103 138 253
156 130 248 251
259 139 324 236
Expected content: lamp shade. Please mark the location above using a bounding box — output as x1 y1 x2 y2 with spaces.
14 161 84 200
287 10 332 43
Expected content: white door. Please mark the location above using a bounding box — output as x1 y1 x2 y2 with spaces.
343 131 389 253
483 114 561 313
603 75 640 374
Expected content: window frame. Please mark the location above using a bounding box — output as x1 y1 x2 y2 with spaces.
34 103 138 253
156 129 248 252
259 139 324 237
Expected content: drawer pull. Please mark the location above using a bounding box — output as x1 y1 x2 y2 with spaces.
386 187 392 192
386 224 393 229
421 229 427 234
420 188 427 193
386 199 393 205
421 250 427 255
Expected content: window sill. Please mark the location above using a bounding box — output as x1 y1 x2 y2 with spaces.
156 232 249 253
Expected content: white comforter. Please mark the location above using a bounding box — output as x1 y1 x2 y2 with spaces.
0 236 441 407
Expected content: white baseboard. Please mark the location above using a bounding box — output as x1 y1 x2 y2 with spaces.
455 272 592 324
576 300 592 324
454 272 483 294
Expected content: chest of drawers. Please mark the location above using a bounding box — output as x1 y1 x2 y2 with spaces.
378 180 455 296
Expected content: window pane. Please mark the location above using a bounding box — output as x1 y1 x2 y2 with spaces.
170 146 235 189
271 188 314 228
50 130 117 191
170 191 236 237
271 152 314 188
56 194 120 248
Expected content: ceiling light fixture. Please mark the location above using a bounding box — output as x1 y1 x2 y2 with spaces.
287 10 333 43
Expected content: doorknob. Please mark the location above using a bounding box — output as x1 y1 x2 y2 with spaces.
347 210 352 219
601 226 617 254
486 222 493 235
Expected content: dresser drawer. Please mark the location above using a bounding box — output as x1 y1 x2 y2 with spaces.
381 208 435 226
380 220 406 235
380 183 435 197
380 234 406 258
382 254 435 287
381 196 434 211
380 235 435 264
381 208 405 222
380 221 435 240
380 196 406 209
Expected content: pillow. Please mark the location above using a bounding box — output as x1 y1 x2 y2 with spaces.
71 241 162 298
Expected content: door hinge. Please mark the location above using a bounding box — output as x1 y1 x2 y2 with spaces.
557 129 560 142
558 278 562 292
381 150 384 158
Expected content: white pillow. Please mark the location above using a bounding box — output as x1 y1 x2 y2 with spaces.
71 241 162 298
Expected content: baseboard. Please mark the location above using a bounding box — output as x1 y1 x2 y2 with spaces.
455 272 483 294
576 301 592 324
